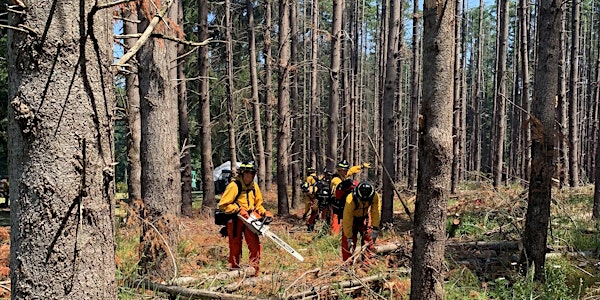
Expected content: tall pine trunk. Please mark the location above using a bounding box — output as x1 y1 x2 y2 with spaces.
8 1 117 297
277 0 291 215
225 0 237 172
247 0 266 192
178 0 193 217
310 0 320 170
492 0 509 187
408 0 420 190
410 0 454 297
264 0 274 191
123 6 143 201
568 0 580 187
137 0 182 278
521 0 560 281
290 0 301 209
198 0 216 212
327 0 344 170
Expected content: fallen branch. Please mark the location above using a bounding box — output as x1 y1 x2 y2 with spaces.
285 274 388 299
116 33 212 47
446 240 521 251
282 268 321 296
128 279 265 300
170 267 256 286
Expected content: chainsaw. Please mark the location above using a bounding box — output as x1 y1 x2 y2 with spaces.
238 212 305 262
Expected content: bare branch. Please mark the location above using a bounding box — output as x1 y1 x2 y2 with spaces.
0 24 37 36
116 33 212 47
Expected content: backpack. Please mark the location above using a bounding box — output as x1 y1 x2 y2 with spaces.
214 179 253 225
313 178 332 210
331 178 358 216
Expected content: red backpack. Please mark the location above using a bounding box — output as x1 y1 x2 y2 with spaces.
332 178 358 216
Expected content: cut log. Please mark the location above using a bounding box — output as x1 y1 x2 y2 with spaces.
210 273 282 293
171 267 256 286
285 273 388 299
128 279 266 300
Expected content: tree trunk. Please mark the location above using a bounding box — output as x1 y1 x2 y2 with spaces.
277 0 291 215
123 6 143 202
592 10 600 218
264 0 274 191
327 0 344 170
198 0 216 212
225 0 237 173
521 0 560 281
247 0 266 192
407 0 420 190
382 0 401 224
310 0 319 170
8 1 116 297
568 0 580 187
451 0 462 193
410 0 454 297
137 0 182 278
520 0 532 184
492 0 509 188
178 0 193 217
289 0 301 209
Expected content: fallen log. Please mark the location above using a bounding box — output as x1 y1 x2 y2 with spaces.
446 240 521 251
128 279 265 300
171 267 256 286
210 273 282 293
285 273 388 299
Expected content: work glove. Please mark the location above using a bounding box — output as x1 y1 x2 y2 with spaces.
347 238 354 250
302 212 308 221
371 228 379 242
263 211 274 218
361 162 371 169
238 208 249 219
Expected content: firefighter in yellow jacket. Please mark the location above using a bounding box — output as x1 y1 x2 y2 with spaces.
342 181 381 263
218 161 273 276
330 159 370 234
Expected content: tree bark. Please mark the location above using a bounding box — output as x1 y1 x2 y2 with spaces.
264 0 274 191
568 0 580 187
123 6 143 202
410 0 455 297
592 12 600 218
521 0 560 281
178 0 193 217
309 0 319 170
277 0 291 215
8 1 116 297
198 0 216 212
326 0 344 170
289 0 301 209
137 0 182 278
247 0 266 192
451 0 462 193
520 0 532 184
407 0 420 190
382 0 401 224
492 0 509 187
225 0 237 173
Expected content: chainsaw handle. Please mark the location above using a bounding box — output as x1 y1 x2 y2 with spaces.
262 216 273 225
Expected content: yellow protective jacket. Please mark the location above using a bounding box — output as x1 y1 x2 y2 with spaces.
304 172 321 213
218 177 266 215
342 192 381 238
330 165 363 192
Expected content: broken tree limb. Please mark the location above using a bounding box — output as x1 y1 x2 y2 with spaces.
170 267 256 286
128 279 265 300
282 268 321 296
113 0 175 68
374 242 404 254
367 135 413 222
115 33 212 47
285 274 388 300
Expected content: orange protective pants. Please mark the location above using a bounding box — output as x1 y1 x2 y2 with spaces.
330 206 341 234
341 217 374 262
227 218 262 275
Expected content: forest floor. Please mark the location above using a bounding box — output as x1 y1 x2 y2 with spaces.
1 183 600 299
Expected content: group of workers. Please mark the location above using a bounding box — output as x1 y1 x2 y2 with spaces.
217 159 381 276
